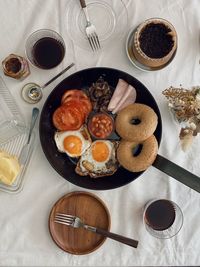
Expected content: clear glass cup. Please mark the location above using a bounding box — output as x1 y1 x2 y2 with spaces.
25 29 65 69
143 199 183 239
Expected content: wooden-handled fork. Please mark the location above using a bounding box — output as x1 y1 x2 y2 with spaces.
55 213 138 248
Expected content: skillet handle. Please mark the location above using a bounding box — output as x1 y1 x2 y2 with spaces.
153 154 200 193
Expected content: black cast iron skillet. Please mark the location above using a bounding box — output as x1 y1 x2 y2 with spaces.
39 67 200 192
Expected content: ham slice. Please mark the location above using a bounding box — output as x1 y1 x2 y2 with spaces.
108 79 128 111
112 84 137 114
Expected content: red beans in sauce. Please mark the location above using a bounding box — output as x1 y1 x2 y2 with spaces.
88 113 114 139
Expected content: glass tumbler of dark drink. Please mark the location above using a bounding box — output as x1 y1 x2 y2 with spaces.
143 199 183 239
25 29 65 69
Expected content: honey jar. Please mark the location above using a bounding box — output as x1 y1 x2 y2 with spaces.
2 54 30 80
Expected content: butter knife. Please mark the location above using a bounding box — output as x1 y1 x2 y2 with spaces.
19 107 39 165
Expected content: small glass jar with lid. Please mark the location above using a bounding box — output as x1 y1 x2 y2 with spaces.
2 54 30 80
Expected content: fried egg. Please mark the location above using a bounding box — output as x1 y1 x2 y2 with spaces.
76 140 119 178
54 126 91 158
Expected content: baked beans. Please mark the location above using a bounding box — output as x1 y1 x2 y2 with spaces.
88 113 114 139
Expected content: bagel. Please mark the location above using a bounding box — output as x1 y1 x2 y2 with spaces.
115 103 158 142
117 135 158 172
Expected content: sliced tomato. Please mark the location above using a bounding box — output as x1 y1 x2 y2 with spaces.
64 107 83 130
63 99 92 118
63 100 86 120
62 92 92 113
79 99 92 115
53 90 93 131
61 89 88 104
52 105 83 131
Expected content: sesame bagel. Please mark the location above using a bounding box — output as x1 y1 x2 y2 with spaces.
115 103 158 142
117 135 158 172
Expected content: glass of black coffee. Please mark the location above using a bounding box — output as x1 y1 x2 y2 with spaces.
25 29 65 69
143 199 183 239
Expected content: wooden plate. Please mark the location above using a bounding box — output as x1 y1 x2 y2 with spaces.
49 191 111 255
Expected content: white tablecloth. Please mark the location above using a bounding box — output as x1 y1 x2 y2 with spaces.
0 0 200 266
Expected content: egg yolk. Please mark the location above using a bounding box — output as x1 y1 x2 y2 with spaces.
92 142 109 162
63 135 82 156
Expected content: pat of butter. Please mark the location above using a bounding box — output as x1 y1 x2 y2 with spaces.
0 151 20 185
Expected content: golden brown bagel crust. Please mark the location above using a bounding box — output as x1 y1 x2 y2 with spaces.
115 103 158 142
117 135 158 172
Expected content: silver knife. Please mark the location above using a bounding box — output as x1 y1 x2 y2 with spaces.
19 107 39 165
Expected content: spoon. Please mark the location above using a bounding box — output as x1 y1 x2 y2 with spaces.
21 63 75 103
19 107 39 165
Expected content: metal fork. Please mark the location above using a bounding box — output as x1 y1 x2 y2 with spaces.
55 213 138 248
79 0 101 51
